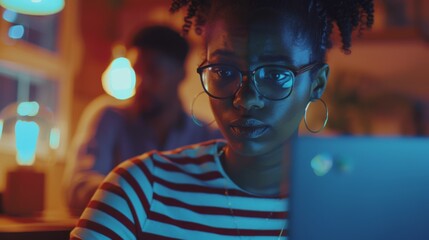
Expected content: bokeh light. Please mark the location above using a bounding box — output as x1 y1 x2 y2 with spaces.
0 0 64 16
8 25 24 39
15 120 40 166
102 57 136 100
17 101 39 117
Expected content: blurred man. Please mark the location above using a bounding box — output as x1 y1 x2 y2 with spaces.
64 25 220 215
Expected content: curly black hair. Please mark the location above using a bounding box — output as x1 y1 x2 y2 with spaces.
170 0 374 57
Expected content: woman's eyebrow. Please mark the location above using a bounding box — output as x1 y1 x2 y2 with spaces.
257 55 292 63
210 50 294 65
210 49 237 59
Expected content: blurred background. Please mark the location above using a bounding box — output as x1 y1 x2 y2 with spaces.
0 0 428 236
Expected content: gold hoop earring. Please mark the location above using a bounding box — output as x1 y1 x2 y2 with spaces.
304 98 328 133
190 91 215 127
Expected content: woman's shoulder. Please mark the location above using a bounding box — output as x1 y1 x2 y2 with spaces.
164 139 224 157
119 139 226 176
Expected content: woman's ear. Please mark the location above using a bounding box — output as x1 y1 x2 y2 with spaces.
310 64 329 100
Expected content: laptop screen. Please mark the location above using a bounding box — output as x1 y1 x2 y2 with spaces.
289 136 429 240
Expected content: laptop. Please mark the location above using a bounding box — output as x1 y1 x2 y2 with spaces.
289 136 429 240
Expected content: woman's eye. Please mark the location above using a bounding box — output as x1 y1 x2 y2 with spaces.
275 73 293 88
268 72 287 81
213 68 234 78
259 69 293 88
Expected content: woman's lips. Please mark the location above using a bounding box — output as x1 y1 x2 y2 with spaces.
230 118 270 139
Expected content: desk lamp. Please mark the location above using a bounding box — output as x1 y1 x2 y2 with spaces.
0 101 59 216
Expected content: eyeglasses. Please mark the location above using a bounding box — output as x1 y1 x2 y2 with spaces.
197 62 321 100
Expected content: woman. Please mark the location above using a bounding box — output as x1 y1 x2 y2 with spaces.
70 0 373 239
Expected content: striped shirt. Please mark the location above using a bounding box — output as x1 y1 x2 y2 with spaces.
70 140 288 239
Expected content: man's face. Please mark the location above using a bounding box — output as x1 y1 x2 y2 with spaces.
132 48 184 118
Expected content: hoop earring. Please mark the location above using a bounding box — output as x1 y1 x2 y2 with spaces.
304 98 328 133
190 91 215 127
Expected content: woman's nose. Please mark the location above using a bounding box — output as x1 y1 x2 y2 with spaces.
232 76 265 110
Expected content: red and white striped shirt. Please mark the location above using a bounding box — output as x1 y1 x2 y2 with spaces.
70 140 288 239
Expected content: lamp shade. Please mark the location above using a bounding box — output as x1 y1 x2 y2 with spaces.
0 0 64 16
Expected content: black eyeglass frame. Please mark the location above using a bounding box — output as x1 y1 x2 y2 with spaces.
197 62 322 101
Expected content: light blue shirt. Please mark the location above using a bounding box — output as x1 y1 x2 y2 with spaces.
65 103 221 214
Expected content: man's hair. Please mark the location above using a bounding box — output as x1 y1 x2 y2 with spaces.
129 25 189 65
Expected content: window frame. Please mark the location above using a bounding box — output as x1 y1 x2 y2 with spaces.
0 1 81 160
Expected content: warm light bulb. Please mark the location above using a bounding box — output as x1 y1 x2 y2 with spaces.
0 119 4 140
102 57 136 100
49 127 60 149
0 0 64 16
15 120 40 166
17 101 39 116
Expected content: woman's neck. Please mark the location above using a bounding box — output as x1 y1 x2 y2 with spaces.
222 136 295 196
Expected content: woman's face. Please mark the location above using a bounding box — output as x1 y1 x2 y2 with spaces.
206 14 323 157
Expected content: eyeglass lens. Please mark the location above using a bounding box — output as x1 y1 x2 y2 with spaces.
201 65 294 99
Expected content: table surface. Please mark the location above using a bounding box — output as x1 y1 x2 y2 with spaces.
0 210 78 231
0 211 78 240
